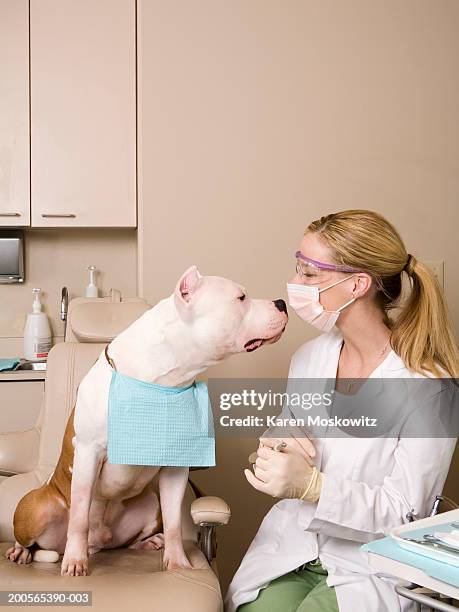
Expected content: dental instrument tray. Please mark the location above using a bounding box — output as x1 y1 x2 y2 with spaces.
390 509 459 568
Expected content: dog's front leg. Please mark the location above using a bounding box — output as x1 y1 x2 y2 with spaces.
159 467 192 570
61 443 104 576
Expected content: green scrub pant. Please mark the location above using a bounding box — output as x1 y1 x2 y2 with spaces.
237 559 339 612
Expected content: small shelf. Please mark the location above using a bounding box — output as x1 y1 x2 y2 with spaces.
0 370 46 382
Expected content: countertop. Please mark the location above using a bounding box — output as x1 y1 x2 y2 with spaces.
0 369 46 381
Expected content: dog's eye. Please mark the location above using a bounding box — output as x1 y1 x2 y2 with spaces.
238 294 246 302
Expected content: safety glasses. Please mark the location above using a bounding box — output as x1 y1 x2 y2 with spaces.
295 251 363 279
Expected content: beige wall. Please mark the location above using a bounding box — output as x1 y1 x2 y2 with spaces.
138 0 459 592
0 228 137 356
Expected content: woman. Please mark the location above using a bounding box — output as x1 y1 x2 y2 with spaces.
225 210 458 612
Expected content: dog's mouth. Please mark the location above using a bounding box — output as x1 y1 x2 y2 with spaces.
244 328 286 352
244 338 265 352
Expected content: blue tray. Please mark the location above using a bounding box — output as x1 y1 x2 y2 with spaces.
361 534 459 588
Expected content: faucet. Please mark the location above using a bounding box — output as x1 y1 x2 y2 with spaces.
61 287 69 339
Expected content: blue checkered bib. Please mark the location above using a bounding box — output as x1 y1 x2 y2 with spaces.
107 370 215 467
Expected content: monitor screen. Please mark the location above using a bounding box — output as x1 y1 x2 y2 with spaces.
0 237 21 276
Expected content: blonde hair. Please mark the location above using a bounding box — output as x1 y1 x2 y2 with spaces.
307 209 459 378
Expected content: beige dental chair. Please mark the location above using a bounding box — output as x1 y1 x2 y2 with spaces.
0 292 230 611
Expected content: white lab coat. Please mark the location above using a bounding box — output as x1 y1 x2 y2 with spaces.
225 331 457 612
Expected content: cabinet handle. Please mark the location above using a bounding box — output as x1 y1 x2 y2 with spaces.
0 212 21 217
41 213 76 218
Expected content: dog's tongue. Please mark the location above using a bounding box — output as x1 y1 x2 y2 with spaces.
244 338 264 352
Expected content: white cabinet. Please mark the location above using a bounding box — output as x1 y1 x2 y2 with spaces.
0 0 30 227
30 0 137 227
0 379 44 433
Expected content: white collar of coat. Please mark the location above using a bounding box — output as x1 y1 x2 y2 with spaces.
295 329 408 379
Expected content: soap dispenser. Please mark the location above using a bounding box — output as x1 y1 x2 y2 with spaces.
23 288 52 361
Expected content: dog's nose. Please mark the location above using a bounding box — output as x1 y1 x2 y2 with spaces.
273 299 287 314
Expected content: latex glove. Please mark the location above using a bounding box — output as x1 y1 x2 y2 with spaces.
248 425 317 464
244 436 323 501
261 426 317 461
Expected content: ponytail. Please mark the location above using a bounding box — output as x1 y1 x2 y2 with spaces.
391 256 459 378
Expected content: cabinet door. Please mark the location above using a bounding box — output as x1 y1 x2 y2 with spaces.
31 0 136 227
0 380 44 433
0 0 30 227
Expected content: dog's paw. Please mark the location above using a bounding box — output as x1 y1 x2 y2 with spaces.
5 544 32 565
60 555 89 576
129 532 165 551
163 547 192 570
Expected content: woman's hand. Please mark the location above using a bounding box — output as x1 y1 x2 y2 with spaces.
244 436 323 501
247 426 317 463
261 429 317 461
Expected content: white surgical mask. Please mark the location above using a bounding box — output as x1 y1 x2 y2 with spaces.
286 276 356 332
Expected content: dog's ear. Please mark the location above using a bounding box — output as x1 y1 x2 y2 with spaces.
174 265 202 313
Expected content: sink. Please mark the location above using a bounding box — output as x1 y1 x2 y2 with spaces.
15 361 47 371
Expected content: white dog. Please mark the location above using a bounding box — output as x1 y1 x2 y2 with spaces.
6 266 288 576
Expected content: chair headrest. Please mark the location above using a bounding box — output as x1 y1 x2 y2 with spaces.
66 291 151 343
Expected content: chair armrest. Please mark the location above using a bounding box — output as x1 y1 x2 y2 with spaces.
0 428 40 474
190 496 231 526
191 496 231 565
